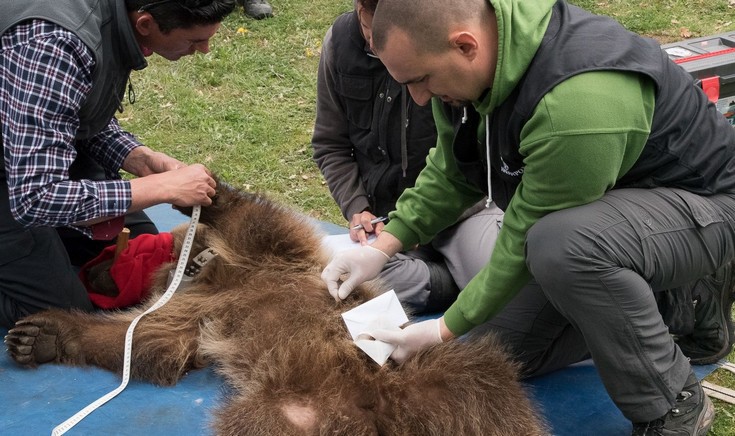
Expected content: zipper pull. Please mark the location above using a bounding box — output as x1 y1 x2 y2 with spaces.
127 79 136 105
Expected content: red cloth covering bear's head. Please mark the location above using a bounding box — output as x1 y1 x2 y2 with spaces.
79 233 175 309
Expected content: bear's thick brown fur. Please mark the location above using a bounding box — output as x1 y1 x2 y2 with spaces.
6 181 547 435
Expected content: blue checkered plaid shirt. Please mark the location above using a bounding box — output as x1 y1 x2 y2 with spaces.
0 20 139 235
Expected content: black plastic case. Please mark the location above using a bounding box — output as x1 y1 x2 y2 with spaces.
662 32 735 122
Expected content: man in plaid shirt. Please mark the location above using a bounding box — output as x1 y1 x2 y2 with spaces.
0 0 235 328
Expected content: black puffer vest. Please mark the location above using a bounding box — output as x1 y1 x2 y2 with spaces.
449 0 735 210
330 11 437 217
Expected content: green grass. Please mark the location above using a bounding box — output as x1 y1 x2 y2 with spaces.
119 0 735 433
573 0 735 43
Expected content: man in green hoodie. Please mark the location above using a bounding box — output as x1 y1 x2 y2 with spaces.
321 0 735 434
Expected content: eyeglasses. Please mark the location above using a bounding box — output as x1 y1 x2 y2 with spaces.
137 0 213 13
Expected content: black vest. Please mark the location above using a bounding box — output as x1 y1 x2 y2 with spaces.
330 12 437 217
451 0 735 210
0 0 147 140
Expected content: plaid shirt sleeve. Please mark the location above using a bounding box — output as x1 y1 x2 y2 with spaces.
85 116 142 174
0 21 136 232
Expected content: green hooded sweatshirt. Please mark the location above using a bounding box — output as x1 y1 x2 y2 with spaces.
383 0 655 335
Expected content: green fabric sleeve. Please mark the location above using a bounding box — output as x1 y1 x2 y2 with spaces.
383 99 485 249
444 70 655 335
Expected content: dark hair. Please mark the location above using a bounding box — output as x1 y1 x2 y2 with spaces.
357 0 379 14
126 0 236 33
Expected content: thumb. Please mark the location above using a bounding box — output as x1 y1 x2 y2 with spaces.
368 328 404 345
337 279 357 300
321 266 342 300
326 281 340 301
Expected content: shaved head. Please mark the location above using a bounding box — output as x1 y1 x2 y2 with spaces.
372 0 490 54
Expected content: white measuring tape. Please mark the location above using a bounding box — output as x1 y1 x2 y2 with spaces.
51 205 202 436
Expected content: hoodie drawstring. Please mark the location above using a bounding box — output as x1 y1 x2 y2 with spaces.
461 107 493 209
400 85 409 177
485 113 492 208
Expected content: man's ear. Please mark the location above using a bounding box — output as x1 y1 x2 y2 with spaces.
450 31 479 61
132 12 156 36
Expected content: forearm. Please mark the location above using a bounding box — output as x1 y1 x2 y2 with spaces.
127 163 215 212
85 118 142 171
312 38 370 219
128 174 172 211
369 230 404 258
122 146 184 177
438 317 455 342
314 149 370 220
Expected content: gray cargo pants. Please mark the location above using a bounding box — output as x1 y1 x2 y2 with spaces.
471 187 735 422
380 203 504 312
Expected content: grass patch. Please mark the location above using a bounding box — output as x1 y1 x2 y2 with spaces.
572 0 735 42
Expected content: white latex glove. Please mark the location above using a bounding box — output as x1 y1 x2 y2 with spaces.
322 245 390 300
369 318 443 363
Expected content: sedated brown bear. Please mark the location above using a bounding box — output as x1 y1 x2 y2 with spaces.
5 180 547 435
